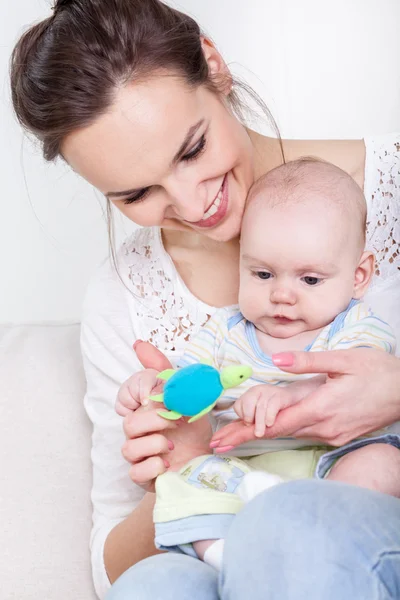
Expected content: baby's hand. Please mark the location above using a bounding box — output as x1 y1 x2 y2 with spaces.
115 368 161 417
234 377 325 438
233 385 286 437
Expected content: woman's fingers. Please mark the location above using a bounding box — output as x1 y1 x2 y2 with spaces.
129 455 168 488
122 433 172 464
212 420 256 451
272 349 354 375
134 340 172 371
123 406 179 440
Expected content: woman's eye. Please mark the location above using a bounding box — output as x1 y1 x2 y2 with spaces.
302 276 321 286
182 135 207 162
123 188 151 205
256 271 272 280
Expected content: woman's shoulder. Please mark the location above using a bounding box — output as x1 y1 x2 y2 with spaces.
283 133 400 190
81 227 162 321
83 227 213 355
282 138 365 187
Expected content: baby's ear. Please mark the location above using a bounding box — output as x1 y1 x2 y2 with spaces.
353 251 375 299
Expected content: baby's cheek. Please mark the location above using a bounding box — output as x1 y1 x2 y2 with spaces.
239 292 260 321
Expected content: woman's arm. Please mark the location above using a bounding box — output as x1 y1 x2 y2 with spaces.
211 349 400 449
82 268 213 595
81 262 153 597
103 492 162 584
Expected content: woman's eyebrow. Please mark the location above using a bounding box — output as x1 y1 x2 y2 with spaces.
171 119 204 165
105 119 205 199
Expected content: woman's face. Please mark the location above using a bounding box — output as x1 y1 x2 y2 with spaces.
62 74 255 242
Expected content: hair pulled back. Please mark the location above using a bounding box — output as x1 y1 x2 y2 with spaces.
11 0 223 160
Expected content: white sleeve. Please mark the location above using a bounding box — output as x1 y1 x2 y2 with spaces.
81 259 146 600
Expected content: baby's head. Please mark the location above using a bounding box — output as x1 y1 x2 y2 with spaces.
239 158 374 338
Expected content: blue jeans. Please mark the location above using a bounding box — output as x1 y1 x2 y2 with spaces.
106 480 400 599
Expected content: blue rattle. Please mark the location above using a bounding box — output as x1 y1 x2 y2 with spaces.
150 362 253 422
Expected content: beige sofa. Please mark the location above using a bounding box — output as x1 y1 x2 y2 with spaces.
1 324 97 599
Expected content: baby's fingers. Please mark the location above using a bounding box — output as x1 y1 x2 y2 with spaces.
115 386 141 415
255 399 268 437
135 369 162 406
237 389 260 425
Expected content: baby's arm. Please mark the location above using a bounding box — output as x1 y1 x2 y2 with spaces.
115 368 161 416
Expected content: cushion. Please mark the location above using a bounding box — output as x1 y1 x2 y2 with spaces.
0 324 97 599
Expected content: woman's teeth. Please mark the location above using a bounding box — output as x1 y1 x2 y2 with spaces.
203 189 223 219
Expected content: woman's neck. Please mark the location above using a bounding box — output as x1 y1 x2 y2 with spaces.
162 228 239 255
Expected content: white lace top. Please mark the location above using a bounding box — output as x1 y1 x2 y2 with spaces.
81 134 400 599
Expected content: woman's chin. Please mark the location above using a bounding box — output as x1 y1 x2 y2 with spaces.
162 216 240 243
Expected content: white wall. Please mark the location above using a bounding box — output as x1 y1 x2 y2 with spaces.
2 0 400 323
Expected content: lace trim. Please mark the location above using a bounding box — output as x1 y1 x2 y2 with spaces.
365 135 400 281
123 228 213 353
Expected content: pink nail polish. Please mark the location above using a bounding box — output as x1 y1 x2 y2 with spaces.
164 459 170 469
167 440 174 451
209 440 221 449
272 352 294 367
215 445 235 453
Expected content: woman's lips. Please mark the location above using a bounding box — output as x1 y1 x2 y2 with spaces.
192 175 229 229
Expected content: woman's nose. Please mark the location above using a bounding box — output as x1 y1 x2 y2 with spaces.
164 180 207 223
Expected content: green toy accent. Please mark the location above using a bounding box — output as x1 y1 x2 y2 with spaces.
157 369 176 381
149 394 164 403
157 410 182 420
187 403 214 423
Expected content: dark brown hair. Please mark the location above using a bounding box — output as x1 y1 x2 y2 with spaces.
10 0 283 276
10 0 280 161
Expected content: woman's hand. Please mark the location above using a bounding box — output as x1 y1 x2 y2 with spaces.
122 341 212 492
211 349 400 451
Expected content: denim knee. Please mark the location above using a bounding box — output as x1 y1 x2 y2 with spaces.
221 479 400 600
106 553 219 600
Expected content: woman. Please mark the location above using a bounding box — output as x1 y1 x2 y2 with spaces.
10 0 400 598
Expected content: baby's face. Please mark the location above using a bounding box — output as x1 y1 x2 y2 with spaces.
239 201 362 339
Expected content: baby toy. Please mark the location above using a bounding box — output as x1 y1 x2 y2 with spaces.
150 362 252 422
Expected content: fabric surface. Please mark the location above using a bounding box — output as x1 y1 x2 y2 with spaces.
0 324 96 600
82 133 400 598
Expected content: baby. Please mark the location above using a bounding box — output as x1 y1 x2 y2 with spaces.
117 158 400 570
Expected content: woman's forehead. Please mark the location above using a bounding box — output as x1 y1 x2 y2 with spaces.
62 76 208 192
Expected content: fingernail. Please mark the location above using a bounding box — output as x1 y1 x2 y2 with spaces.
209 440 221 448
142 399 149 407
133 340 144 351
163 459 170 469
272 352 294 367
167 440 174 451
214 445 234 453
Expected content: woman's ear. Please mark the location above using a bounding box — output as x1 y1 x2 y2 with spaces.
353 251 375 299
201 37 232 95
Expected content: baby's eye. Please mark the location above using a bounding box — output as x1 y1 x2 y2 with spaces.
302 276 321 286
256 271 272 280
